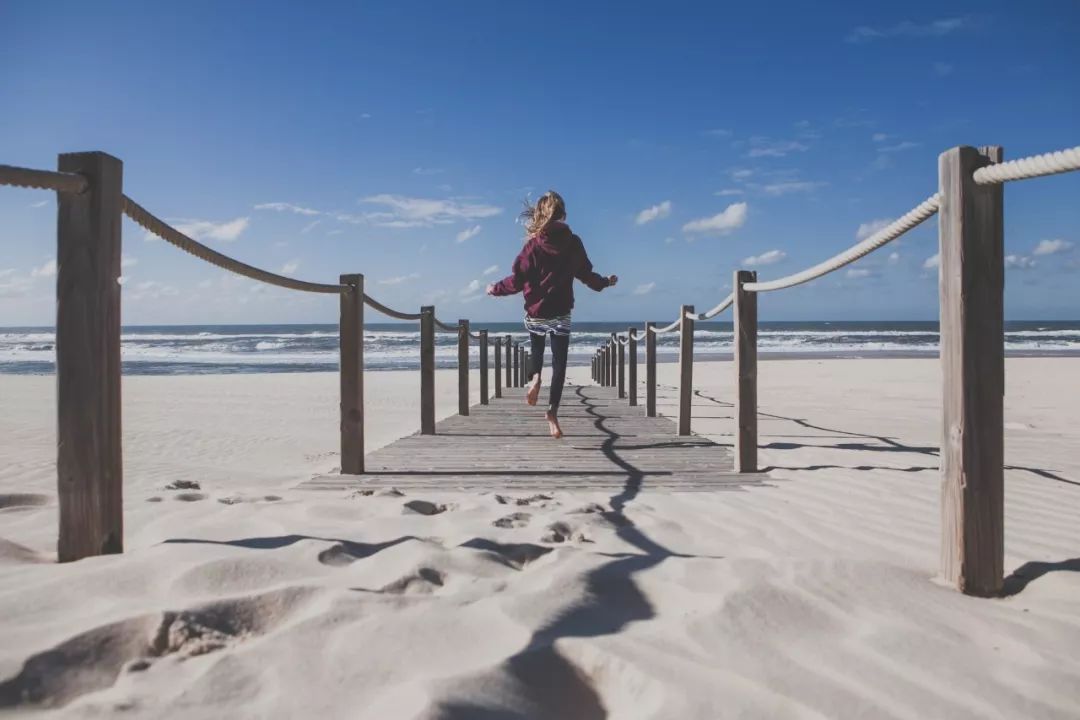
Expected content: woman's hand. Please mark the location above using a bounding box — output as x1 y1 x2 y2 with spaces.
607 275 618 287
486 282 497 296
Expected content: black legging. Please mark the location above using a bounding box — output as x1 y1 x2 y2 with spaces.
529 331 570 414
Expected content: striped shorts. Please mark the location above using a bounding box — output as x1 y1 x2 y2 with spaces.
525 314 572 337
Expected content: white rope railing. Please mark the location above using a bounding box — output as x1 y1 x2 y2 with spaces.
743 193 941 293
973 146 1080 185
0 164 88 194
364 296 423 321
685 293 734 321
649 318 681 334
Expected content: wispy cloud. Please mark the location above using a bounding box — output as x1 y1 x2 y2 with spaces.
173 217 250 242
633 282 656 295
280 259 300 275
461 279 482 296
877 141 920 153
254 203 320 216
301 219 322 234
702 128 732 137
856 217 894 240
121 255 138 269
761 181 826 196
29 200 48 208
635 201 672 225
379 273 421 285
923 253 940 270
31 259 57 278
888 252 901 265
361 194 501 228
413 167 444 176
1005 254 1036 270
456 225 482 243
482 264 500 276
846 17 969 44
683 202 748 236
872 133 890 143
0 270 33 298
845 268 874 279
1033 238 1073 256
742 249 786 267
715 189 744 197
745 137 809 158
128 280 179 301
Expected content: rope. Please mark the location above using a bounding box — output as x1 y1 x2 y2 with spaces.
650 318 681 334
617 336 629 345
363 295 422 321
0 164 89 194
124 196 345 294
743 193 940 293
685 293 734 321
433 317 458 332
973 146 1080 185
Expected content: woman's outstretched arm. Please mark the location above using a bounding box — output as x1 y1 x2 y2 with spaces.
575 238 617 291
488 247 531 296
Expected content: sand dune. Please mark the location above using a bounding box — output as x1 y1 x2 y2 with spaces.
1 359 1078 718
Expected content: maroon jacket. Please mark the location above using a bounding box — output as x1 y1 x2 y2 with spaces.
490 222 610 318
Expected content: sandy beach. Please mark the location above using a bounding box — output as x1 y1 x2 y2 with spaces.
1 358 1078 719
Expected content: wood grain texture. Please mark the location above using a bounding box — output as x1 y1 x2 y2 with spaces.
479 330 489 405
628 328 638 407
420 306 435 434
938 146 1005 596
504 335 512 387
302 385 764 492
513 344 520 387
494 338 503 399
617 336 626 399
646 322 657 417
458 319 470 416
734 270 757 473
678 306 694 436
339 274 365 474
56 151 124 562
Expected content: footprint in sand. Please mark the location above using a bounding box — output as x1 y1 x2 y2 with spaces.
164 480 200 491
173 493 207 502
492 512 531 529
403 500 450 516
0 494 50 510
540 521 592 544
350 487 405 499
495 493 556 508
460 538 553 570
377 567 445 594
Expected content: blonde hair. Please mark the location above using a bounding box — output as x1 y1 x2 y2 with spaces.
520 191 566 237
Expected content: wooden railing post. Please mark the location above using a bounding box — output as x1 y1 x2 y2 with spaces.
628 328 638 407
339 274 365 475
494 337 503 399
602 345 610 386
734 271 758 473
677 305 694 436
504 335 512 388
617 336 626 399
513 344 520 387
939 145 1005 597
479 330 489 405
420 306 435 434
646 323 656 417
609 338 617 388
458 319 470 416
56 151 124 562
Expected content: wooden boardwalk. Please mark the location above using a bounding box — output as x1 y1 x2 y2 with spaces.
302 384 765 492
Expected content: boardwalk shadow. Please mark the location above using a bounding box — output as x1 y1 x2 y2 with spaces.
1000 558 1080 597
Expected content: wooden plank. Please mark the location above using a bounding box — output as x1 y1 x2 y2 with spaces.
339 274 365 475
628 328 638 406
939 145 1005 597
458 319 470 416
646 322 656 417
479 330 489 405
617 336 626 399
420 306 435 434
678 305 694 436
56 151 124 563
734 270 757 473
494 338 502 399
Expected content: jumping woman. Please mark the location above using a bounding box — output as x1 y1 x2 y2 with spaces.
487 191 618 439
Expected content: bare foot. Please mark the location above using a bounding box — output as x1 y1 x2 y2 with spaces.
545 411 563 439
526 374 541 406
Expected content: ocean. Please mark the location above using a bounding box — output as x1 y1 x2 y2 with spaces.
2 321 1079 375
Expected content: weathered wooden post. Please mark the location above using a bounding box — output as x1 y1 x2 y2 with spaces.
602 345 610 386
504 335 512 388
609 338 617 388
939 145 1005 597
524 350 531 386
56 151 124 562
420 306 435 434
617 336 626 400
494 337 503 399
512 344 520 387
646 322 657 417
678 305 694 436
339 273 365 475
479 330 489 405
628 328 638 407
734 271 758 473
458 319 470 416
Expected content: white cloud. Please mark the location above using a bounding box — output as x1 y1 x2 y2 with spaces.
31 259 57 278
361 194 501 228
743 249 786 266
280 260 300 275
730 168 754 181
461 279 482 296
635 201 672 225
703 128 732 137
934 62 954 76
877 141 920 153
1005 255 1036 270
30 200 48 208
888 251 901 265
456 225 482 243
482 264 500 276
762 181 826 196
633 282 656 295
746 137 809 158
360 113 372 119
1033 238 1073 256
174 217 250 242
683 202 748 236
856 217 895 240
923 253 940 270
872 133 889 143
715 189 744 197
845 268 873 279
301 219 322 234
378 273 421 285
254 203 320 216
121 255 138 269
413 167 444 176
846 17 969 44
664 237 676 245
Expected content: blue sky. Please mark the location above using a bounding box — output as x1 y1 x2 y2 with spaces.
1 0 1078 325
